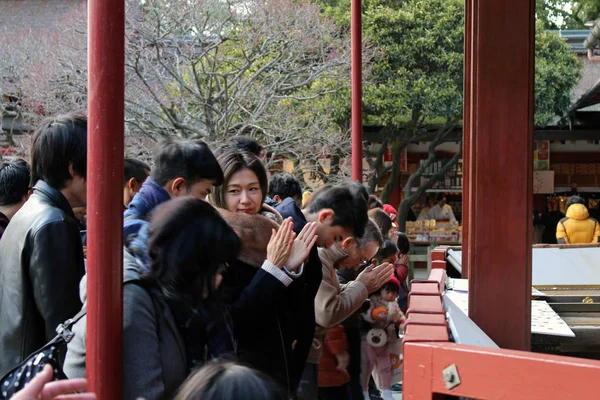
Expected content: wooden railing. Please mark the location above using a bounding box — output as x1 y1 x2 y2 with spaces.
402 246 600 399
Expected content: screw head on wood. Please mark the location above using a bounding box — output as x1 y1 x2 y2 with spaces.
443 370 455 382
442 364 461 390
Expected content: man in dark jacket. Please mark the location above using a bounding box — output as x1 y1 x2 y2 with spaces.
0 159 31 240
0 113 88 375
278 184 369 398
123 138 223 240
266 173 303 209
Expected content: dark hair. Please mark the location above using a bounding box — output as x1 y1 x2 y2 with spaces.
381 281 399 294
377 239 398 264
307 183 368 237
368 208 392 237
396 232 410 254
350 182 370 203
268 173 302 200
436 193 447 202
0 159 31 206
231 136 263 156
215 136 263 158
358 219 384 249
124 158 150 185
567 195 587 209
367 195 383 210
151 138 223 188
174 361 286 400
146 197 241 307
211 149 268 209
30 112 87 189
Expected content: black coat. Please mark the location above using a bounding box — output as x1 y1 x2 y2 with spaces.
0 181 85 375
219 208 322 397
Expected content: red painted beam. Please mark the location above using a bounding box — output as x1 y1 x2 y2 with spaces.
465 0 534 350
351 0 362 182
404 342 600 399
87 0 125 399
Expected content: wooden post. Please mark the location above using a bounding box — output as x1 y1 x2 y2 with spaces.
351 0 363 182
461 0 472 279
87 0 125 398
464 0 534 350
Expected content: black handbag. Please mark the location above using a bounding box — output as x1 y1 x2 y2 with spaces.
0 308 86 399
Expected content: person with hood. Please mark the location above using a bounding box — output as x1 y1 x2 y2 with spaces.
299 220 392 400
211 148 319 397
557 196 600 244
123 138 223 240
65 197 245 399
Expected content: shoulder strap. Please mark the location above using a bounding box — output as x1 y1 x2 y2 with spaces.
62 306 88 331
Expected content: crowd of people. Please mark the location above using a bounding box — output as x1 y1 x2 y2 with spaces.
0 113 413 400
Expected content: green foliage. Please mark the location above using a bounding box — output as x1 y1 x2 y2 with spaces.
314 0 583 133
535 22 583 126
536 0 600 30
362 0 464 131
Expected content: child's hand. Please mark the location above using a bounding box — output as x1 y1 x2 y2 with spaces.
335 351 350 371
387 302 401 321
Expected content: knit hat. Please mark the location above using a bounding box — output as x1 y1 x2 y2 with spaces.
383 204 398 229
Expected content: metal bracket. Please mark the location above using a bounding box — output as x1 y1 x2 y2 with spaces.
442 364 461 390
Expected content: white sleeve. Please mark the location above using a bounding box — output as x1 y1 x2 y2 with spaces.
284 262 304 278
261 260 293 286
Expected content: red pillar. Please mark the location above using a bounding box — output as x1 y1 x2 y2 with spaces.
465 0 534 350
351 0 363 183
87 0 125 399
461 0 472 279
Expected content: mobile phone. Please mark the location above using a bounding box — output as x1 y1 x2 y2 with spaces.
80 230 87 246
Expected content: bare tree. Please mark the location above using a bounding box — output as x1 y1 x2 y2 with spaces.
124 0 360 179
5 0 362 183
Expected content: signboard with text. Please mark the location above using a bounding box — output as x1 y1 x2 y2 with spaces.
534 140 550 170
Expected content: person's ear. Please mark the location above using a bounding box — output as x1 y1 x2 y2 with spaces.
68 163 76 179
170 177 186 197
317 209 334 223
341 237 357 250
68 163 85 182
129 177 143 193
127 177 137 192
273 194 282 203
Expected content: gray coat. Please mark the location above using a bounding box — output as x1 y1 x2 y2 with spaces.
64 250 187 400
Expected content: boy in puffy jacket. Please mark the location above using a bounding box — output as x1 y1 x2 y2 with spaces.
557 196 600 244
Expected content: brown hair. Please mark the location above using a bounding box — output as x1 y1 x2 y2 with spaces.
368 208 392 237
211 148 268 210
